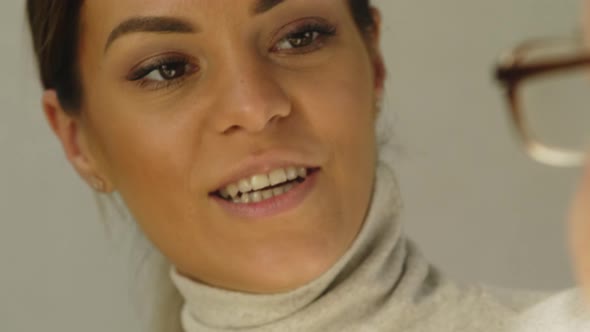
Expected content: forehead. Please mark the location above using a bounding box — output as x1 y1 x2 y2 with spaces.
80 0 346 45
81 0 346 26
84 0 246 17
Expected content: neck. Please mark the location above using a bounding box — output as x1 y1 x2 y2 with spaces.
171 161 410 330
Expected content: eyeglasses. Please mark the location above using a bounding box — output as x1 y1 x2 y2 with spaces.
495 37 590 167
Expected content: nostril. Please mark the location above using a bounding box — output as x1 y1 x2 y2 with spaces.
269 114 283 125
223 125 242 135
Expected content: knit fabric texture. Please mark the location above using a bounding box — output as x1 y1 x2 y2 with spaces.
170 161 590 332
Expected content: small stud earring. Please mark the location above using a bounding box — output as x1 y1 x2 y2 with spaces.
89 176 106 192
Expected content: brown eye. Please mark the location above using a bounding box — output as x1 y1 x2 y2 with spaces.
272 21 337 53
128 55 199 90
147 62 189 81
281 31 319 49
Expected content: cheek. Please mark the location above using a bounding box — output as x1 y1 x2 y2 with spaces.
299 53 377 161
96 115 186 181
289 50 377 220
84 94 207 220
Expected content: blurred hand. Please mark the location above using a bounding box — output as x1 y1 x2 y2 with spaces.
569 160 590 303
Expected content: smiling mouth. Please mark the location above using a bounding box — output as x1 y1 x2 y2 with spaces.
212 167 318 204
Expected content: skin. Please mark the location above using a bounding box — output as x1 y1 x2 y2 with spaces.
570 162 590 302
569 0 590 303
42 0 386 294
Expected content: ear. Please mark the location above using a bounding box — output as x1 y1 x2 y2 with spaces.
368 7 386 102
42 90 112 192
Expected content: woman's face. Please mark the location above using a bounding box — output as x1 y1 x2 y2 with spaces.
72 0 383 293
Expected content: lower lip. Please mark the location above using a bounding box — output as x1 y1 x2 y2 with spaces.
211 169 319 220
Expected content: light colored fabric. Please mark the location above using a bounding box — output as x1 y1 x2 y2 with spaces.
509 289 590 332
170 161 590 331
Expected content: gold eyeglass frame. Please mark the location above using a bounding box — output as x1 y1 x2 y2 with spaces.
495 37 590 167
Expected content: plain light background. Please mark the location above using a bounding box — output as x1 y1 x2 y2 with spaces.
0 0 584 331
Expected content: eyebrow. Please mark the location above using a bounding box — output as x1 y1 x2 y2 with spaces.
251 0 286 15
105 17 196 52
104 0 287 53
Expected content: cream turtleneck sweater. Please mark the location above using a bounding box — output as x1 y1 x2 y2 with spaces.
170 161 590 332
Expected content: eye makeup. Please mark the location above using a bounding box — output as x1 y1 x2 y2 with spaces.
270 18 338 54
122 16 338 91
126 53 199 90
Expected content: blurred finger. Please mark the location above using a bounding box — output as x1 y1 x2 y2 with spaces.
569 160 590 303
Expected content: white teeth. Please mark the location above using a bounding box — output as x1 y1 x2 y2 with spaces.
286 167 298 181
250 191 262 203
272 186 284 196
227 181 298 205
219 166 311 202
269 168 288 186
297 167 307 178
240 194 250 204
227 184 239 198
250 174 270 191
238 179 252 193
261 189 273 200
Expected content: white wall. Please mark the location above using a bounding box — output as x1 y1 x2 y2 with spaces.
0 1 583 331
376 0 581 290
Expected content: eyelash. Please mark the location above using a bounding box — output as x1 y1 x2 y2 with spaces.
271 21 338 53
127 20 338 90
127 55 198 90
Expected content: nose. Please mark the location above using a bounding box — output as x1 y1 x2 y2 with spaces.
211 52 292 135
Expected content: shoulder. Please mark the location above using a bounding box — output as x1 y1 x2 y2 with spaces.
434 283 588 332
508 288 590 332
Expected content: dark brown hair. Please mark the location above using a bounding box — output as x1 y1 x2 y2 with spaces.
27 0 374 114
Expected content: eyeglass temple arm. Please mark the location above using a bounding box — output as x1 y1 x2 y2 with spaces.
496 56 590 86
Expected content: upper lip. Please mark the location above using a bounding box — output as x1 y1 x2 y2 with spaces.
209 152 321 194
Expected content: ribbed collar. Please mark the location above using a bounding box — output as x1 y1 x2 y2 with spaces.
170 161 405 331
